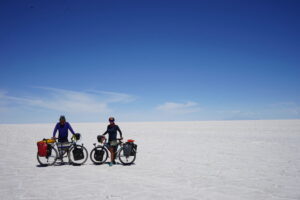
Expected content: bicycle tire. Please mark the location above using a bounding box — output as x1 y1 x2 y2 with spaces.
118 146 136 165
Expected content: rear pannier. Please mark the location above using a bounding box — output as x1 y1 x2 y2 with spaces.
37 141 48 157
123 139 137 157
37 139 54 157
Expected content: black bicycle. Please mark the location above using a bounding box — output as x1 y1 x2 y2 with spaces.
90 136 137 165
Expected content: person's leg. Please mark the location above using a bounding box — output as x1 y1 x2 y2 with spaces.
109 147 114 162
58 138 68 160
112 145 118 164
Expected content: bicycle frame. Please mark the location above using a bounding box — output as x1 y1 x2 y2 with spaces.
52 138 77 160
97 138 124 159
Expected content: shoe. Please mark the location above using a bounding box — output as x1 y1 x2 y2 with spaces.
109 162 113 166
112 160 116 165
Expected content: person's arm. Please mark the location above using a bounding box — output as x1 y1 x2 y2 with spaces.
52 123 58 138
103 126 109 135
67 122 75 135
117 125 123 139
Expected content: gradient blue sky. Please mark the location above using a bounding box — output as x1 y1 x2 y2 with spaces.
0 0 300 123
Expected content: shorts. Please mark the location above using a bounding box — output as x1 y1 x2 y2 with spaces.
107 140 118 153
109 140 118 146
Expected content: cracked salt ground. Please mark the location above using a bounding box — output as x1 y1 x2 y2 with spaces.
0 120 300 200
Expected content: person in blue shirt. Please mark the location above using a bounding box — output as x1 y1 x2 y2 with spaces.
102 117 123 165
52 115 75 143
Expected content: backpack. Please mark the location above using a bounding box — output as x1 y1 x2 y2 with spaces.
72 146 84 161
37 141 48 157
94 149 105 161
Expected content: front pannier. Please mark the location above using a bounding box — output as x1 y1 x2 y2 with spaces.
73 146 84 161
94 149 105 161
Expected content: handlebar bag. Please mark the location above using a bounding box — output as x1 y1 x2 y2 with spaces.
97 135 105 143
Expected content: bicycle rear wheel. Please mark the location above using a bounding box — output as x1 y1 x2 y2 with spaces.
68 145 88 165
37 146 58 166
118 147 136 165
90 146 109 165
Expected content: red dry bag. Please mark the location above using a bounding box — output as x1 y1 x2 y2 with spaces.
37 141 48 157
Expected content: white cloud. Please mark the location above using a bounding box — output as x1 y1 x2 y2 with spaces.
217 110 259 120
87 90 136 103
0 87 135 114
268 102 300 116
156 101 201 114
0 91 8 112
215 102 300 120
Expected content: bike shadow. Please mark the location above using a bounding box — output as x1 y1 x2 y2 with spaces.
86 162 136 166
106 162 136 166
36 164 48 168
36 162 82 167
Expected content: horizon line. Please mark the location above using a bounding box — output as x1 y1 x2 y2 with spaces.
1 118 300 125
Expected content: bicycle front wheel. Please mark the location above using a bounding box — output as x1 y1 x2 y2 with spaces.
118 147 136 165
37 145 58 166
68 145 88 165
90 146 109 165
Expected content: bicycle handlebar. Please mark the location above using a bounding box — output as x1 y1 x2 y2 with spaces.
99 137 123 144
51 137 76 143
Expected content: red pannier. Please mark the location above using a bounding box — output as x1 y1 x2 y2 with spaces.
37 141 48 157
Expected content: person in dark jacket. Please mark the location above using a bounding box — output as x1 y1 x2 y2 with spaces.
102 117 123 165
52 115 75 143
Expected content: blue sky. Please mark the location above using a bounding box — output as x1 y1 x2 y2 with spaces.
0 0 300 123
